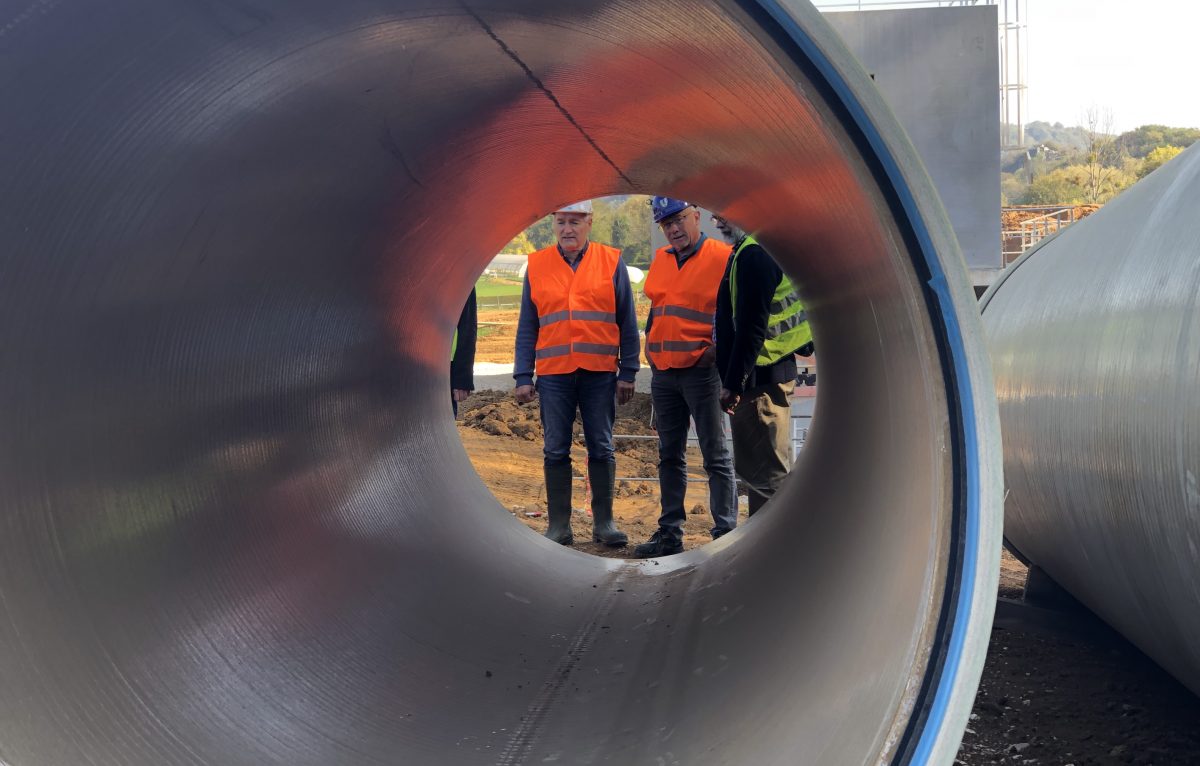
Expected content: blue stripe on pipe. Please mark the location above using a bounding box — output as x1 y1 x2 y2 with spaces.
751 2 982 763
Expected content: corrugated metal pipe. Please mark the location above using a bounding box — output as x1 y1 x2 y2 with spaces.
982 143 1200 696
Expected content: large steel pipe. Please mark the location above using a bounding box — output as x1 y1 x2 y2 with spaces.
982 144 1200 695
0 1 1001 763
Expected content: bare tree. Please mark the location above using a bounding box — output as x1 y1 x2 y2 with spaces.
1082 106 1123 203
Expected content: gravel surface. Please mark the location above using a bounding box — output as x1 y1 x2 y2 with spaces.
958 565 1200 765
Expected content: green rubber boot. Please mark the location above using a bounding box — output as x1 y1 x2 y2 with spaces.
588 461 627 547
543 462 574 545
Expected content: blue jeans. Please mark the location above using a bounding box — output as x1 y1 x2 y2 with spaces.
536 371 617 468
651 364 737 540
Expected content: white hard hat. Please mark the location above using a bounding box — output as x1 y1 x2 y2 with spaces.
554 200 593 214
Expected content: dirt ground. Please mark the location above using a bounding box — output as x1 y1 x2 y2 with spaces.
457 388 1200 763
458 390 735 554
474 309 522 365
960 584 1200 765
998 549 1029 600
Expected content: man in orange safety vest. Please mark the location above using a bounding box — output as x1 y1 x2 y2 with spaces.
513 200 641 548
633 197 738 558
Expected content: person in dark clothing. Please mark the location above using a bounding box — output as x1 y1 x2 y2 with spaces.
713 214 813 516
632 197 737 558
451 288 477 417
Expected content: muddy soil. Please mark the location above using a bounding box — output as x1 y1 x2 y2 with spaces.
458 390 737 556
959 585 1200 764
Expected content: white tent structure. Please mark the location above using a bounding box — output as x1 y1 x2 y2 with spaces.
483 253 528 279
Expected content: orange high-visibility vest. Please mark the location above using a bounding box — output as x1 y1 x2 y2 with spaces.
643 237 732 370
527 243 622 376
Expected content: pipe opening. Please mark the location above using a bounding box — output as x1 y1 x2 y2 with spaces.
454 195 820 560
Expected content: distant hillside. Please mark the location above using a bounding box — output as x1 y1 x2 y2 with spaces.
1023 121 1092 152
1001 121 1200 206
1014 121 1200 157
1116 125 1200 158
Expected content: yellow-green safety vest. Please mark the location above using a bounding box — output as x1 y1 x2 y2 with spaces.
730 235 811 366
451 328 458 360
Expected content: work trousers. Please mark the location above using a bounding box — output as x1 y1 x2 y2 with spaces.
536 370 617 467
730 380 795 515
651 364 737 540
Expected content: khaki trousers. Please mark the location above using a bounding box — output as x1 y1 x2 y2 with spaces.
730 380 794 515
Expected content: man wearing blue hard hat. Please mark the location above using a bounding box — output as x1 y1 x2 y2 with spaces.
633 197 738 558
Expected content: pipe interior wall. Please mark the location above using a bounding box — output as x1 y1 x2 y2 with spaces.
982 143 1200 697
0 1 1001 763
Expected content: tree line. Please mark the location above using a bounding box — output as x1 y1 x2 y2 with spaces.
493 115 1200 248
1003 114 1200 206
499 195 656 267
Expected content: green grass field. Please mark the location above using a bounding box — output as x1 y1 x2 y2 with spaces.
475 277 523 298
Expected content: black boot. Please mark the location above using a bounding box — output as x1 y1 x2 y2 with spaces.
543 462 574 545
588 461 627 547
633 528 684 558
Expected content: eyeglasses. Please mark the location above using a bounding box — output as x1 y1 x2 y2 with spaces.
658 211 692 230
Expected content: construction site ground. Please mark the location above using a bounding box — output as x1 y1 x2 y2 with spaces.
458 389 724 554
457 382 1200 764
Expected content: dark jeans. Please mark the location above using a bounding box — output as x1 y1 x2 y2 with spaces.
536 371 617 467
651 364 737 540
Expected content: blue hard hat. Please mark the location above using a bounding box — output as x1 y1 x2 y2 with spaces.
649 196 691 223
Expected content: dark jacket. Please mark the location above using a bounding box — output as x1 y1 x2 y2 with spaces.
715 239 797 394
451 288 477 391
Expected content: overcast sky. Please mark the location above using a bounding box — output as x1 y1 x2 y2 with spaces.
1023 1 1200 131
813 1 1200 132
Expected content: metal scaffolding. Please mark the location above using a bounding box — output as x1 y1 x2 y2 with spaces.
998 0 1028 147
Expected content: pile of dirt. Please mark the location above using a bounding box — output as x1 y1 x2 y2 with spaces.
615 392 654 433
1001 204 1103 265
459 390 657 444
1001 204 1101 230
616 479 655 498
459 390 542 440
